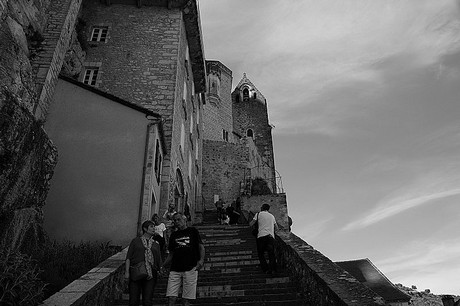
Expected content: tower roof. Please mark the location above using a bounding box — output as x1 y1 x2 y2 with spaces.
234 73 266 102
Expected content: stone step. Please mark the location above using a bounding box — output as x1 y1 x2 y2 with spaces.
153 275 292 288
115 292 306 305
113 211 305 306
113 298 309 306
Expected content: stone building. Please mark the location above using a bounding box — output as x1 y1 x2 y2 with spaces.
232 73 277 192
0 0 207 248
75 0 206 226
202 61 278 210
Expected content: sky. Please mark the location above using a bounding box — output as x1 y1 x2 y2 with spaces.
199 0 460 295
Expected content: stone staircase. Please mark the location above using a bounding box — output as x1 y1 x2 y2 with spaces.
113 210 308 305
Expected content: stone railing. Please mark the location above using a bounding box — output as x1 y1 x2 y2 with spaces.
275 230 385 306
41 247 127 306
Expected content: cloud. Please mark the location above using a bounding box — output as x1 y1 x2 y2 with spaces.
293 217 333 241
377 238 460 294
201 0 460 136
342 173 460 231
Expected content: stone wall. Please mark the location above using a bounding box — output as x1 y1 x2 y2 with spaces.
240 193 289 230
31 0 83 120
232 86 276 191
203 60 234 142
276 231 386 306
202 139 249 209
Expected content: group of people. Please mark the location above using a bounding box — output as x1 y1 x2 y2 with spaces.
217 199 279 275
215 199 241 225
125 204 205 306
124 201 279 305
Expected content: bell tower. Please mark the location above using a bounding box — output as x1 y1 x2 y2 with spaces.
232 73 276 191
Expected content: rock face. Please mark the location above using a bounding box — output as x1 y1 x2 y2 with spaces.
0 89 58 252
0 0 58 252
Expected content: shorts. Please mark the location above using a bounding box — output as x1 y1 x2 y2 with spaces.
166 268 198 300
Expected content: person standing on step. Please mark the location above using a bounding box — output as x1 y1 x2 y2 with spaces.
215 198 224 222
162 212 205 306
249 203 279 275
125 220 163 306
152 214 166 256
162 204 177 251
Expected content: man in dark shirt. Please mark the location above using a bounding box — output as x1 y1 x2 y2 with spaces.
162 212 205 306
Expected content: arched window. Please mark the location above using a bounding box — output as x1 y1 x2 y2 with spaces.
175 169 184 212
243 88 249 101
247 129 254 138
253 92 257 99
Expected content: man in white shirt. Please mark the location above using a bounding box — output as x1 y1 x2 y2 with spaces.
249 203 279 275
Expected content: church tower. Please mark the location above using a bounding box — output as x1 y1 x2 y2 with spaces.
232 74 276 192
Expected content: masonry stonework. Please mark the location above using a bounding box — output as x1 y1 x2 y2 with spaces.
202 140 249 209
203 60 234 142
232 77 276 191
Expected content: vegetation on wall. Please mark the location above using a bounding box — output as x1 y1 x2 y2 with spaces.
0 239 119 303
0 250 46 306
251 177 272 195
33 240 120 299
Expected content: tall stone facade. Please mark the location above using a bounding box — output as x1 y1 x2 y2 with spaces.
79 0 206 221
202 65 278 209
232 74 276 192
202 60 234 142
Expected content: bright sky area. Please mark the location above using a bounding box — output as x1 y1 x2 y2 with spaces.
199 0 460 295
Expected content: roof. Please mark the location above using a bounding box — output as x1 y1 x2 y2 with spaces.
58 76 167 154
233 73 266 102
335 258 411 303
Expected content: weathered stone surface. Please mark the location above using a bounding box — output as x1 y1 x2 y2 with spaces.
241 193 289 230
0 90 57 251
0 0 79 252
202 139 249 209
276 231 385 306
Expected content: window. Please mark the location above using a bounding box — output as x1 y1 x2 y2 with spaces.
254 92 257 99
196 108 200 125
195 139 199 160
154 140 162 184
247 129 254 138
90 27 108 42
190 115 194 134
83 67 99 86
183 80 188 101
222 129 229 142
188 153 193 179
180 122 185 153
243 88 249 101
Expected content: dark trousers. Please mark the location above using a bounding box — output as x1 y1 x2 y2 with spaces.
129 271 157 306
256 235 277 273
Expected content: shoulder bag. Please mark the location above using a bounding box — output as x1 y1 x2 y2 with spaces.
251 213 259 237
130 261 148 281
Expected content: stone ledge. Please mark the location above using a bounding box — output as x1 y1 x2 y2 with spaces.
41 247 128 306
276 231 385 306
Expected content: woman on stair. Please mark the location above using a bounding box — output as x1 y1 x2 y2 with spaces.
125 220 163 306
